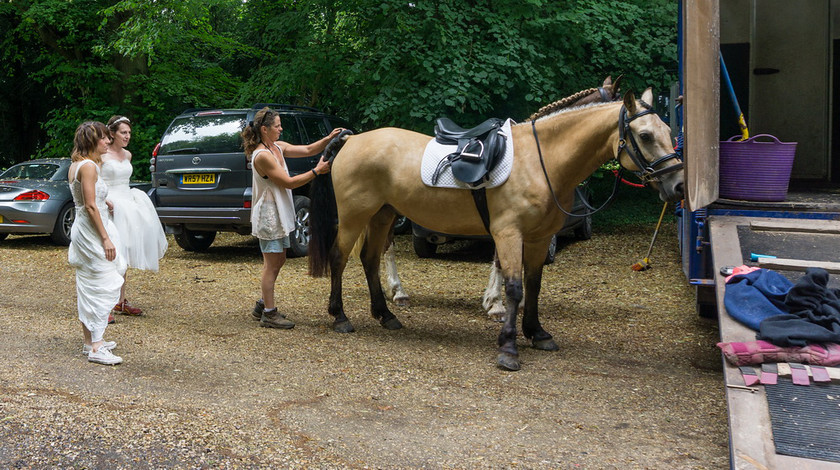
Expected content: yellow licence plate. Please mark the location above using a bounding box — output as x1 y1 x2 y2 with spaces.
181 174 216 184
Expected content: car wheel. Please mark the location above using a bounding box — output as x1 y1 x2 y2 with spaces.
413 234 437 258
50 203 75 246
288 195 310 257
393 215 411 235
574 213 593 240
544 234 557 265
174 228 216 251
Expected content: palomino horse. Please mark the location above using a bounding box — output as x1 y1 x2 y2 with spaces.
382 76 624 315
309 88 683 371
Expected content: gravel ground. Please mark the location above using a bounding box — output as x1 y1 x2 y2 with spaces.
0 223 729 469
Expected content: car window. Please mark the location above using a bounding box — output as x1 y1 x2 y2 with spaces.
159 114 245 155
279 116 303 145
328 118 353 133
0 163 59 180
300 116 328 143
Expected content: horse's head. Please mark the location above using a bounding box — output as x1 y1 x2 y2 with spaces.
599 75 623 101
616 88 684 203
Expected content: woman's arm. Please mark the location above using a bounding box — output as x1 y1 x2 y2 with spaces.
278 127 344 158
253 151 330 190
78 163 117 261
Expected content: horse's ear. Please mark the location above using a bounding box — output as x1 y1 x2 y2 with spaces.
612 75 624 95
623 90 637 114
602 76 612 87
641 87 654 106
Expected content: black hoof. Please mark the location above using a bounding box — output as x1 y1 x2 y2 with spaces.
381 317 403 330
334 320 355 333
532 338 559 351
496 352 521 371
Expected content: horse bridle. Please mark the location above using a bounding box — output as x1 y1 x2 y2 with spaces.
617 100 683 184
531 99 683 218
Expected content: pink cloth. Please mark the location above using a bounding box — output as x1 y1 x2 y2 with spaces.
717 340 840 366
724 265 761 284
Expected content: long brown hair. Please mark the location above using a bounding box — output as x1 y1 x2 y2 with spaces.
241 107 279 157
71 121 110 163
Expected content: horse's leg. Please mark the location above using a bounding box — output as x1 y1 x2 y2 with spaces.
361 208 402 330
522 239 559 351
383 241 409 306
328 219 370 333
482 253 506 322
494 235 524 371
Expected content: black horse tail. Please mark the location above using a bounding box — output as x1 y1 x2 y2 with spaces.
308 131 352 277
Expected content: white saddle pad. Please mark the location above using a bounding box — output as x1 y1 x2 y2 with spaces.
420 118 514 189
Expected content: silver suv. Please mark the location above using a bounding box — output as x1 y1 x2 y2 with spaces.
149 104 351 256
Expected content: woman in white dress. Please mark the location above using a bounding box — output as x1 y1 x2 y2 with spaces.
241 107 340 329
101 115 168 316
67 121 126 365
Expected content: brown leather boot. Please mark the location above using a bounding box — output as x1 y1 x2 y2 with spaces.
259 308 295 329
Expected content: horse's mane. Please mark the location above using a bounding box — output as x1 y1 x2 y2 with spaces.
527 87 602 121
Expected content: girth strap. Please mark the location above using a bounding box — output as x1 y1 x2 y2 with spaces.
470 187 492 234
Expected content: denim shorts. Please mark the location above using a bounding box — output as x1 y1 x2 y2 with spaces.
259 236 291 253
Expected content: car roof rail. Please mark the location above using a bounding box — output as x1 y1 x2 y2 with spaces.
181 107 217 114
252 103 322 113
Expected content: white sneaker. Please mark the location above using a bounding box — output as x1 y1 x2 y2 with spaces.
87 347 123 365
82 341 117 356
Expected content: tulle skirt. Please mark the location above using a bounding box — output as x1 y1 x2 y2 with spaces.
109 187 168 271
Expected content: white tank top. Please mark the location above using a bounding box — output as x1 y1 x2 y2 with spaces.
250 144 296 240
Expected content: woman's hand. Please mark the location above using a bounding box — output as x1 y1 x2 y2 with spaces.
106 200 114 216
313 156 331 175
103 238 117 262
327 128 344 140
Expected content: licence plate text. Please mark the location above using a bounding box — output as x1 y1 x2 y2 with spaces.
181 174 216 184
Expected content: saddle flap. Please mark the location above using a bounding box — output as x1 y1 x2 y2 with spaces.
450 129 506 185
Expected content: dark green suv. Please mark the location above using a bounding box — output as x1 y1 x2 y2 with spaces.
149 104 352 256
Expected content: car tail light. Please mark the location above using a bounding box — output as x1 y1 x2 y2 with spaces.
14 190 50 201
243 201 251 209
151 143 160 173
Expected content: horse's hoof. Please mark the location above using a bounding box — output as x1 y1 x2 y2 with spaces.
393 295 410 307
496 352 521 371
487 312 506 323
533 338 559 351
334 320 355 333
381 317 403 330
487 305 506 322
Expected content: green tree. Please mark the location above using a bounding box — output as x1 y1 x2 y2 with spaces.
238 0 677 132
0 0 249 179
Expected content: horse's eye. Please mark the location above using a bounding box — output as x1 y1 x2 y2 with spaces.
639 132 652 143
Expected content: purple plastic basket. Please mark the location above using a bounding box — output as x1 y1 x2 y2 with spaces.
719 134 796 202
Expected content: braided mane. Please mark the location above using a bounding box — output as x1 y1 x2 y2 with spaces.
527 87 601 121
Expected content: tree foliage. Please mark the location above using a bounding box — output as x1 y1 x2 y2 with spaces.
0 0 677 178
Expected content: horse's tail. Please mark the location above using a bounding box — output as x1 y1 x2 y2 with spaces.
308 174 336 277
308 132 352 277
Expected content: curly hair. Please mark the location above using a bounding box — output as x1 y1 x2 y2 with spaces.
71 121 110 163
241 107 279 157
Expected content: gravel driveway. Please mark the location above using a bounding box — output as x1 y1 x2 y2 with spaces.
0 223 728 468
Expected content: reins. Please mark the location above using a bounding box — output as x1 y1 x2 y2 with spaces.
531 119 622 218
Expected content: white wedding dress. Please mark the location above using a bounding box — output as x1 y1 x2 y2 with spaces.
101 158 168 271
67 160 126 342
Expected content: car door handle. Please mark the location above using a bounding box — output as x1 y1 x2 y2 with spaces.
753 67 780 75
